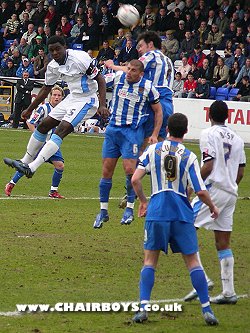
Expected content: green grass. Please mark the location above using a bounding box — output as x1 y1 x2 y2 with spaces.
0 128 249 333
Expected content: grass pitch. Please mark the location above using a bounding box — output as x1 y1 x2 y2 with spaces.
0 128 249 333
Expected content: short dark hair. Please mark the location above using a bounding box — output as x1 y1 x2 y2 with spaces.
137 31 162 50
47 35 66 46
168 113 188 138
209 100 228 123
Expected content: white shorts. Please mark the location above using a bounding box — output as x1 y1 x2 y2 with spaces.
192 186 237 232
49 93 98 127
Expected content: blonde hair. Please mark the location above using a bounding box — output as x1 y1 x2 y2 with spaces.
50 85 64 97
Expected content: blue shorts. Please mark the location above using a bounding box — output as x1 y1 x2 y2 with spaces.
144 220 198 255
102 125 144 159
144 98 173 139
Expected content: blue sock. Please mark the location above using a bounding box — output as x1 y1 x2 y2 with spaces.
52 168 63 188
190 266 212 314
12 171 24 184
126 174 135 203
218 248 233 260
99 178 112 203
139 266 155 310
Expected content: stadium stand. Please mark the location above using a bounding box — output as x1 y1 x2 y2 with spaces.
215 87 229 100
228 88 240 101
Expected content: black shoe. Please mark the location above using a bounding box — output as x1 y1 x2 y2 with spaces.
3 157 15 168
12 160 34 178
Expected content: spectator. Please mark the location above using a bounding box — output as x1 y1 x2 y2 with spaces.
167 0 185 13
155 7 170 34
3 13 20 40
177 56 191 80
212 56 229 88
233 75 250 102
234 2 244 21
17 38 30 57
207 9 217 32
28 35 47 61
98 4 115 41
69 0 84 21
223 60 241 88
233 57 250 87
67 16 84 46
215 10 229 34
229 11 240 27
194 21 209 49
0 52 10 71
121 32 137 49
0 1 12 27
169 8 183 31
76 16 99 51
22 23 37 45
58 16 72 38
0 59 16 77
219 0 234 18
195 77 210 98
96 40 115 68
19 1 36 21
74 5 85 22
112 28 125 50
31 1 47 28
197 58 213 83
182 0 195 16
13 1 23 18
11 48 22 70
204 24 223 49
225 46 246 69
44 26 51 45
12 71 34 128
119 39 138 66
36 26 46 43
188 44 206 68
44 5 59 34
161 30 179 62
192 7 205 33
85 6 98 24
184 12 194 32
179 30 195 59
174 20 186 43
33 47 49 79
178 72 197 98
112 47 122 66
240 11 250 33
234 26 245 47
224 39 234 58
19 12 32 35
223 22 237 45
172 71 184 97
206 46 219 70
16 57 34 78
141 4 156 28
198 0 208 20
190 63 199 80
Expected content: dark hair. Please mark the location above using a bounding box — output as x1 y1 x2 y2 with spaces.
209 101 228 123
168 113 188 138
47 36 65 46
137 31 162 50
242 75 249 81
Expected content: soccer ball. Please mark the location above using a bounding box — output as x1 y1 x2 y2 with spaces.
117 4 140 27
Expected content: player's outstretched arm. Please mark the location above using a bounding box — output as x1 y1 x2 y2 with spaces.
132 169 148 217
196 190 219 219
105 60 128 73
148 102 162 144
21 85 52 120
95 73 110 118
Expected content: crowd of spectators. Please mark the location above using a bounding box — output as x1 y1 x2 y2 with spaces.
0 0 249 101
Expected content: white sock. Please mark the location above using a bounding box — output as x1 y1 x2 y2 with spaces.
21 133 45 163
196 251 211 282
220 256 235 296
29 140 59 172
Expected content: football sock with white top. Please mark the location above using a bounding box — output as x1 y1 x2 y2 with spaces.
218 249 235 296
22 129 47 163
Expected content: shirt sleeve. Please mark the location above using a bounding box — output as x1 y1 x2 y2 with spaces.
200 130 216 163
45 63 59 86
27 105 45 126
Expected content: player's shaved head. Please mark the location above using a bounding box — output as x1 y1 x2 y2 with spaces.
209 100 228 123
128 59 144 72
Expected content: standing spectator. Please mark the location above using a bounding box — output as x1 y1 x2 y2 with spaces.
172 71 184 97
161 30 179 62
195 77 210 98
22 23 37 45
179 30 195 59
178 72 197 98
12 71 34 128
19 1 36 21
119 40 138 65
232 75 250 101
3 13 20 40
212 57 229 88
188 44 206 68
16 57 34 78
177 56 191 80
33 47 49 79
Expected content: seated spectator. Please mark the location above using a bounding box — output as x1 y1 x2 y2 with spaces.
7 39 19 57
194 21 209 49
33 47 49 79
112 28 125 50
119 40 138 66
172 71 184 97
204 24 223 49
161 30 179 62
182 0 195 16
223 22 237 46
112 47 122 66
234 26 245 47
194 77 210 98
169 8 183 31
69 0 84 21
44 5 60 34
207 9 216 32
229 11 240 28
232 57 250 88
234 2 244 21
232 76 250 102
96 40 115 69
215 9 229 34
167 0 185 13
141 5 156 28
212 56 229 88
16 57 34 78
36 26 46 43
190 63 199 80
0 59 16 77
58 16 72 38
206 46 219 70
3 13 20 40
19 1 36 21
13 1 23 18
17 38 30 57
240 11 250 33
197 58 213 83
28 35 47 61
22 23 37 45
179 31 195 59
177 56 191 80
0 52 10 71
184 12 193 32
67 16 84 46
31 1 47 28
188 44 206 68
192 7 205 33
225 46 246 69
224 39 234 59
98 4 115 41
121 32 137 49
155 7 170 34
76 17 99 51
19 12 32 35
223 60 240 88
10 48 22 70
177 72 197 98
0 1 11 28
174 20 186 43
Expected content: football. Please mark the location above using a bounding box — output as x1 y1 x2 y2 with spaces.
117 4 140 27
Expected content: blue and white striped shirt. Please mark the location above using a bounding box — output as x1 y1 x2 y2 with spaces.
28 102 53 140
109 71 159 129
138 140 206 222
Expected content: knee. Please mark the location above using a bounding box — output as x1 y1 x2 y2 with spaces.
215 239 230 251
54 161 64 170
